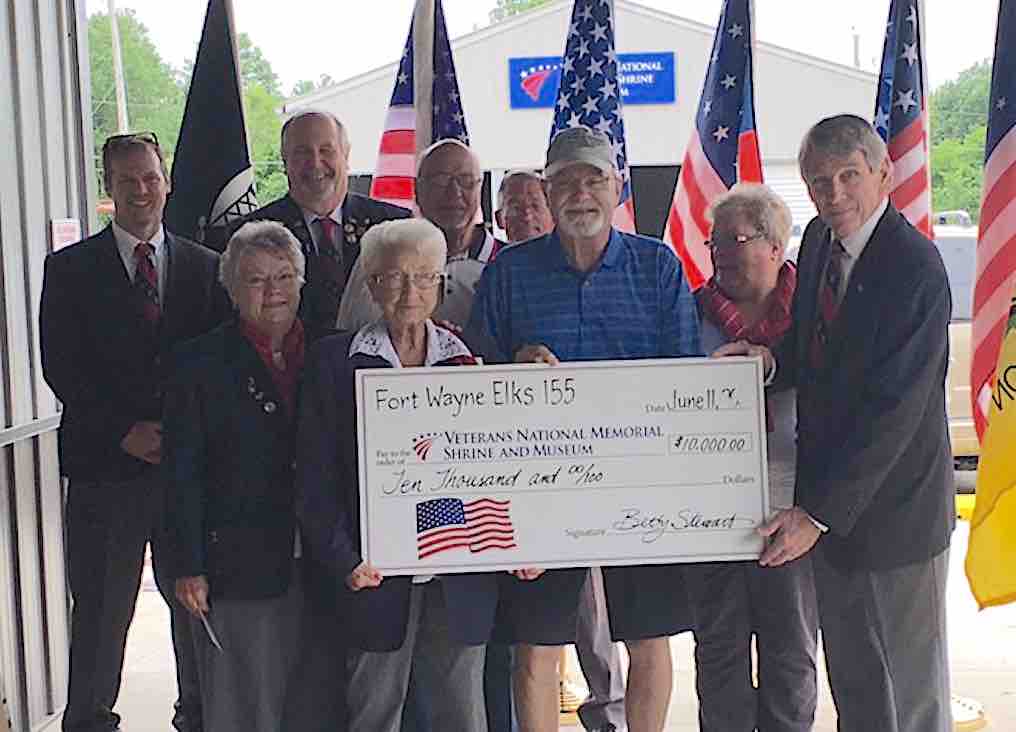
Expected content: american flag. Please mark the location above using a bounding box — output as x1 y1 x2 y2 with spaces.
972 0 1016 440
663 0 762 291
416 497 516 560
549 0 636 233
369 0 469 209
873 0 932 238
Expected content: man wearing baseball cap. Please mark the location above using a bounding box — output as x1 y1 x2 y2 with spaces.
467 127 702 732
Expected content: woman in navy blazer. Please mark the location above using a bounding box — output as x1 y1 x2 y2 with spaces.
165 221 313 732
297 219 497 732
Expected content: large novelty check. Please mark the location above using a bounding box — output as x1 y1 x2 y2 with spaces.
356 357 769 575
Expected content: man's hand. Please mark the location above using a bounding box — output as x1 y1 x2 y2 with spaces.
175 575 210 617
758 507 821 567
509 567 546 581
121 420 163 464
514 344 559 365
346 561 383 591
712 340 775 379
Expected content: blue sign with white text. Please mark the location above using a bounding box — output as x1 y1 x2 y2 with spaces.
509 52 676 109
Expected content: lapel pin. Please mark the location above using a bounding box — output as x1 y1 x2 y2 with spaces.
264 401 277 414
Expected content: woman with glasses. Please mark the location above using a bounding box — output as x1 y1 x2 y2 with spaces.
164 220 314 731
688 183 819 732
297 218 496 731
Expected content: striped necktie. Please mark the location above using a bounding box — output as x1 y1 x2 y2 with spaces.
315 217 345 321
133 241 160 324
810 239 846 368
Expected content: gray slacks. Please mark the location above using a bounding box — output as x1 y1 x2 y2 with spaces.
190 566 304 732
685 558 818 732
347 580 487 732
575 567 626 731
813 545 951 732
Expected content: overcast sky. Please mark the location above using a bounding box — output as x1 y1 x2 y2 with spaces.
87 0 999 94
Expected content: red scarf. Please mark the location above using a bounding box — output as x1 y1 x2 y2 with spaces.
697 263 797 431
240 318 306 418
697 262 796 347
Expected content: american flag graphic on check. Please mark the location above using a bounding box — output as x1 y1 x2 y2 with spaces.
416 497 516 560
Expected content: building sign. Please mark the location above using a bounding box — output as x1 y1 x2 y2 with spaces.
509 52 675 109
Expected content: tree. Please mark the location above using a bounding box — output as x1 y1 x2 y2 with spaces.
929 61 991 145
245 83 287 202
927 60 992 221
88 10 185 191
489 0 553 23
930 124 986 218
237 32 281 97
289 74 336 99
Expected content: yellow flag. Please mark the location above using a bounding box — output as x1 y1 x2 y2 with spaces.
966 297 1016 609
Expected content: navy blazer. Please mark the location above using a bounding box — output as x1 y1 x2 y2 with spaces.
296 332 498 652
239 193 411 338
40 226 230 481
775 205 955 569
164 321 305 600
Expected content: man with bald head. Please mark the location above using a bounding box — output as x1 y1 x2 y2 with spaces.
242 110 410 337
337 138 505 331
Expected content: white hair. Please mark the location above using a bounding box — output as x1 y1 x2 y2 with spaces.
359 218 447 275
708 183 793 251
220 220 305 303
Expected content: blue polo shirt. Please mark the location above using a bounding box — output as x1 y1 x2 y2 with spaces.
466 228 701 363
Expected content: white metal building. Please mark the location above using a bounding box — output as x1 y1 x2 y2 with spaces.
0 1 93 730
285 0 878 234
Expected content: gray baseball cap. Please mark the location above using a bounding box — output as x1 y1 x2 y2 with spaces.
544 127 616 177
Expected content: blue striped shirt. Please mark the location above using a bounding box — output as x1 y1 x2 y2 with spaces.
466 229 701 363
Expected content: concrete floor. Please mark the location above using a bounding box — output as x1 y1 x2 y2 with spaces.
106 520 1016 731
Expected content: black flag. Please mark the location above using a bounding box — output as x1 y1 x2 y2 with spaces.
165 0 257 250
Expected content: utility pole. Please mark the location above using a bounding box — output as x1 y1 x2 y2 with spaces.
108 0 129 132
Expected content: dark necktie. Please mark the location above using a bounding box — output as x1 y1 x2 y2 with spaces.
315 217 345 320
810 239 846 369
133 242 161 325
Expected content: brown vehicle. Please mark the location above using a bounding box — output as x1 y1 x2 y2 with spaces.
937 226 979 472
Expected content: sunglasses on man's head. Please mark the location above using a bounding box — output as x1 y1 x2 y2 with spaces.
103 131 159 150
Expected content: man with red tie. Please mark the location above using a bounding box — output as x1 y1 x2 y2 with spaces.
41 133 230 732
241 110 411 338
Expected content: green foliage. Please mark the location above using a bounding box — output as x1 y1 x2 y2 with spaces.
930 125 986 218
244 83 287 201
88 10 185 193
89 10 287 207
237 32 281 97
489 0 554 22
928 61 992 221
929 61 991 145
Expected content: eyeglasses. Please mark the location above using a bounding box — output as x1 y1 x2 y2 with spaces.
420 173 482 191
370 271 445 291
704 231 767 250
103 131 159 151
241 271 300 290
547 172 612 193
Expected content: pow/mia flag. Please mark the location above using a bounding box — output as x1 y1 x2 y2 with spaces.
165 0 257 251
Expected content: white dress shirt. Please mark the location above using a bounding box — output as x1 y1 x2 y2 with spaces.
113 220 167 301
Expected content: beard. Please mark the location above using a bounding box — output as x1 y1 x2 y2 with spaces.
557 208 607 239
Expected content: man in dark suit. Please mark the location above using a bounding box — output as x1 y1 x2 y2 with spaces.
242 110 410 338
40 133 230 732
720 114 954 731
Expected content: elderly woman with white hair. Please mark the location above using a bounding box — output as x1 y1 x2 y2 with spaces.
165 220 314 732
297 217 497 731
688 183 819 732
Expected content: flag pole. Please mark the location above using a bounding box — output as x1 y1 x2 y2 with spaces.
108 0 129 132
413 0 436 161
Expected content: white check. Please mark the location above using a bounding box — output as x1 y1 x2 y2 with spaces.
356 357 769 575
